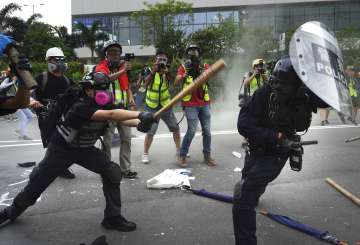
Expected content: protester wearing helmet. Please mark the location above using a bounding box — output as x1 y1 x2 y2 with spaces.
30 47 75 179
243 59 268 96
174 44 215 167
141 51 181 164
0 71 157 232
233 56 329 245
96 40 137 179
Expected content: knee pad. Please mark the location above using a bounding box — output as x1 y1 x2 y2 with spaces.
104 161 122 185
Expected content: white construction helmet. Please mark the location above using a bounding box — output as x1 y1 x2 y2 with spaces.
45 47 65 60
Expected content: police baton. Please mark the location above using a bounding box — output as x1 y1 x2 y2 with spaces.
290 140 318 148
5 45 37 89
153 59 226 119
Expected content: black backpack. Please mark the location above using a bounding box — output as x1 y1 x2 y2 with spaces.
36 85 83 148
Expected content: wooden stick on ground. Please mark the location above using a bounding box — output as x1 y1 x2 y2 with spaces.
325 178 360 207
154 59 226 119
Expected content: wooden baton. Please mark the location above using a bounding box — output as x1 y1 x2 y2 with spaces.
325 178 360 207
154 59 226 119
6 46 37 89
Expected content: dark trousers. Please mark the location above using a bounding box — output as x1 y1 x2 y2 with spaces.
232 153 288 245
5 142 122 220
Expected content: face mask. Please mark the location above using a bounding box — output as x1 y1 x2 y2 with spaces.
108 60 120 69
94 90 113 106
48 60 67 73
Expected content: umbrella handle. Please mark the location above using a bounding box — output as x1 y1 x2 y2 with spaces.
259 209 269 215
182 185 192 191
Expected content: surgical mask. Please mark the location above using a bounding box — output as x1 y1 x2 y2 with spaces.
94 90 113 106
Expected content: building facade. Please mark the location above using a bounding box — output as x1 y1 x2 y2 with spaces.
72 0 360 58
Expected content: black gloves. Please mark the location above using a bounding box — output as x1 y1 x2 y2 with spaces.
10 55 32 77
137 112 157 133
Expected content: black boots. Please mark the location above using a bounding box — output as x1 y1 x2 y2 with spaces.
101 215 136 232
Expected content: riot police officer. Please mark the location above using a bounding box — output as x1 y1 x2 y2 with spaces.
0 72 156 232
232 56 328 245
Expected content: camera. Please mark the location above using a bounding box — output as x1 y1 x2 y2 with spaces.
157 61 167 70
124 53 135 62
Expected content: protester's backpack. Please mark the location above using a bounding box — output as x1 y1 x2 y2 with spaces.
36 85 83 148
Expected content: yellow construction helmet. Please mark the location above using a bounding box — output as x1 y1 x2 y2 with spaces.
252 59 264 68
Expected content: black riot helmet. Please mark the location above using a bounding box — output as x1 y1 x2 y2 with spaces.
270 56 303 88
269 56 304 103
79 72 111 90
185 44 201 61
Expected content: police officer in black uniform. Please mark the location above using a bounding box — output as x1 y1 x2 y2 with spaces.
0 72 156 232
232 56 328 245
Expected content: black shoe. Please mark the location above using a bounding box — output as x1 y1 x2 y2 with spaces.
101 215 136 232
122 171 137 179
0 209 10 226
59 169 76 179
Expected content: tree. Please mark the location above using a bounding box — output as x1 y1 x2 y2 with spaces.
132 0 193 61
22 22 65 61
74 21 108 63
336 27 360 68
53 25 78 60
189 17 242 60
0 3 27 42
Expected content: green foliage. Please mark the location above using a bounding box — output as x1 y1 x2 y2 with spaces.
132 0 193 60
74 21 109 63
21 22 64 61
189 17 242 60
336 27 360 68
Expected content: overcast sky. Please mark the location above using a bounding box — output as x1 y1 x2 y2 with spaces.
1 0 72 32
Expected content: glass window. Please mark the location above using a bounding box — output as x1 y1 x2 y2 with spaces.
194 12 207 24
118 16 130 28
118 28 130 45
305 6 319 20
207 12 221 24
130 28 142 45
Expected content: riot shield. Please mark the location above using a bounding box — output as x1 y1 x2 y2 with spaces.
289 21 352 116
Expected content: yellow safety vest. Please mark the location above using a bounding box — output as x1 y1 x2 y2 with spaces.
145 73 171 109
182 75 210 102
349 78 357 97
113 79 128 107
249 75 265 95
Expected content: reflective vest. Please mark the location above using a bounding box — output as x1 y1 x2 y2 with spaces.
145 73 171 109
249 75 265 95
349 78 357 97
113 79 128 107
57 115 108 148
181 64 210 102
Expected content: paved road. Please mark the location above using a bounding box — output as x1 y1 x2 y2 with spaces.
0 110 359 245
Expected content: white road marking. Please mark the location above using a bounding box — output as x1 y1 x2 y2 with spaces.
8 179 28 186
0 124 358 149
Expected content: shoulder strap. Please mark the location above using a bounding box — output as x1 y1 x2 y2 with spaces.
63 75 70 86
41 71 48 92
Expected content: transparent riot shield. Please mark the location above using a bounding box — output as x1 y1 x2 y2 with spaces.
289 21 352 116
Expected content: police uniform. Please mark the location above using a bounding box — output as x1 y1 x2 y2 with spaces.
233 57 328 245
1 95 135 231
